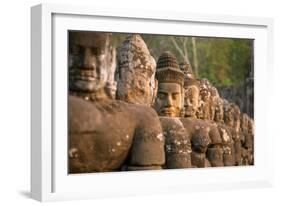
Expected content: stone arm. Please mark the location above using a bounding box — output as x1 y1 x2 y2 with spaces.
159 117 192 169
180 118 211 168
216 124 235 166
127 106 165 170
206 122 224 167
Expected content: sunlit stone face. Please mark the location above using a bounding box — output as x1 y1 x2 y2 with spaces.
214 102 224 123
155 83 182 117
224 104 235 127
69 32 113 93
184 85 200 118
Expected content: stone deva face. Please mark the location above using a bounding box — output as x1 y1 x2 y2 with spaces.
155 82 182 117
184 85 200 118
154 51 185 117
69 31 116 96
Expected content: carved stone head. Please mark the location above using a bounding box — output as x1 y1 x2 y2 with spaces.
183 79 200 118
191 127 211 153
199 78 211 102
154 51 184 117
209 86 220 120
223 101 235 128
179 62 195 80
116 34 157 106
69 31 116 100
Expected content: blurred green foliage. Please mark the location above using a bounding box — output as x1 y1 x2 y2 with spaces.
113 33 253 87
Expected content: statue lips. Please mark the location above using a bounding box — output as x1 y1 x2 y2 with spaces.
73 68 101 92
161 107 175 116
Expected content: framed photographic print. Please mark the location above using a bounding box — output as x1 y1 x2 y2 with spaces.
31 3 274 202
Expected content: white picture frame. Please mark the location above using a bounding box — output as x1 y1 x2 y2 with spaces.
31 3 274 202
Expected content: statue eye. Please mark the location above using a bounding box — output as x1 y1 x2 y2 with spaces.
71 45 81 55
158 93 166 100
91 47 102 55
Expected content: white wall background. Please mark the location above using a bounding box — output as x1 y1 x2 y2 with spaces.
0 0 280 205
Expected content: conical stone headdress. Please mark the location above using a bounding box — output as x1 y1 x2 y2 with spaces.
156 51 185 86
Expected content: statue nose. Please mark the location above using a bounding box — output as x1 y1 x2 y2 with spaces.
165 95 173 106
82 48 95 69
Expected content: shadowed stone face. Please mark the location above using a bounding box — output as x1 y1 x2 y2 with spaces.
155 83 182 117
69 32 116 99
116 34 157 106
154 51 184 117
184 85 200 118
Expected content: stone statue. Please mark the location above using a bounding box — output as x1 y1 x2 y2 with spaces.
183 78 200 119
209 85 220 121
68 31 254 172
69 32 117 100
180 67 225 167
116 34 157 106
196 78 212 120
160 117 192 169
240 113 254 165
179 62 195 80
154 52 223 168
214 98 224 124
223 101 243 165
68 31 165 173
154 51 192 169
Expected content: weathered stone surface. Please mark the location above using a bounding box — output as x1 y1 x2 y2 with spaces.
233 140 242 166
208 122 223 145
180 118 216 167
209 85 220 121
68 31 254 172
191 128 211 153
206 146 224 167
68 32 166 173
116 34 157 106
129 113 165 166
183 78 200 118
179 62 195 80
160 117 192 169
214 98 224 124
191 152 211 168
195 79 221 121
196 78 212 120
217 124 235 166
69 95 165 173
69 32 117 100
